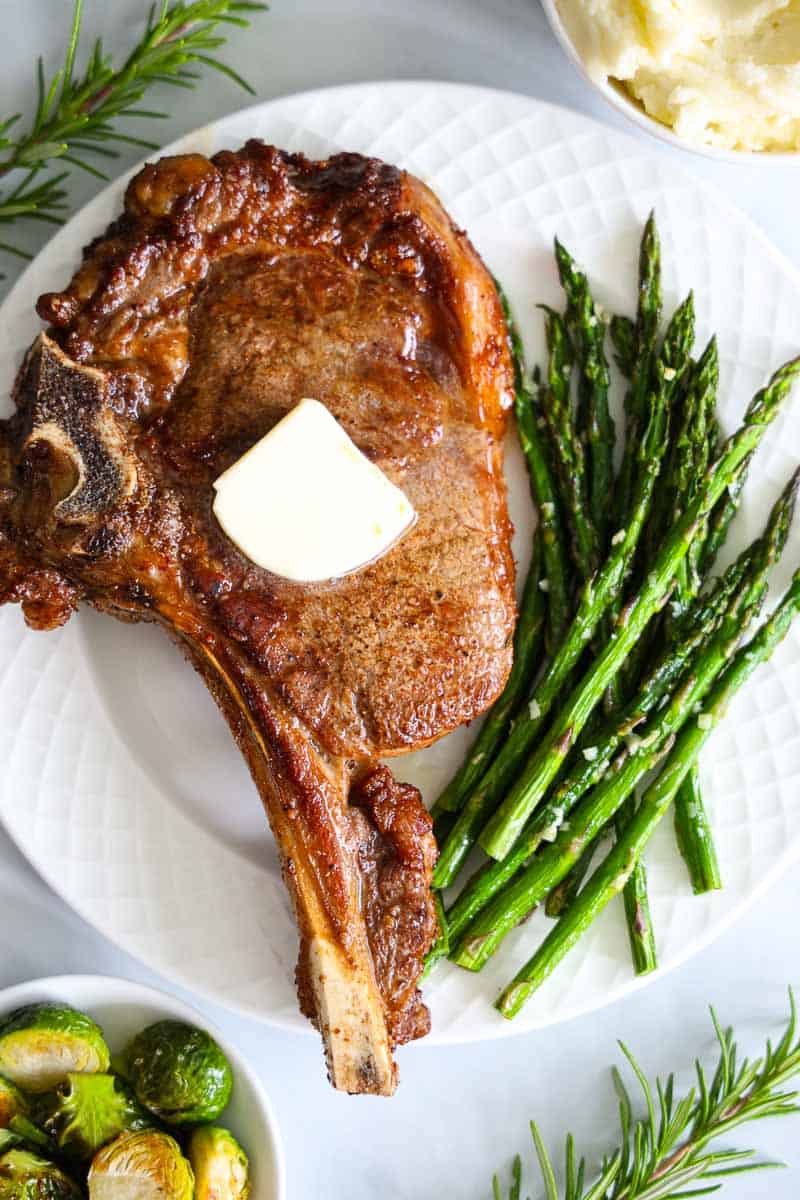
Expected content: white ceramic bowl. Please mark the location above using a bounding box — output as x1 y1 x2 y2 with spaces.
540 0 799 162
0 975 286 1200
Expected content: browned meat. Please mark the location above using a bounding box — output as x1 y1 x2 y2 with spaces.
0 142 516 1094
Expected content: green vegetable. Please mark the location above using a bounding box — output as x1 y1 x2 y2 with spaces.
39 1073 153 1163
554 238 616 550
492 991 800 1199
614 796 657 976
5 1119 57 1159
0 1079 26 1130
0 1149 81 1200
521 379 573 655
661 341 724 895
0 1005 110 1093
497 564 800 1015
614 212 662 526
608 313 636 378
188 1127 250 1200
606 291 696 974
503 282 572 657
540 304 599 581
454 519 778 975
88 1131 194 1200
433 379 670 890
123 1022 232 1126
480 355 800 861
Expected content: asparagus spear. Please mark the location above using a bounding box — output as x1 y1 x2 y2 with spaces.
609 314 637 380
684 342 719 592
555 239 616 548
456 472 794 972
615 797 658 974
432 385 670 890
673 767 719 895
559 240 681 975
604 293 696 710
675 465 800 893
442 539 757 955
479 358 800 862
617 336 713 965
519 383 572 651
497 565 800 1016
544 845 594 918
615 214 662 524
541 306 599 579
702 458 750 574
454 582 767 973
501 284 572 653
432 529 546 819
670 345 733 894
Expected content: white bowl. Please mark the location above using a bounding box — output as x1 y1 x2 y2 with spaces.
0 975 286 1200
540 0 799 162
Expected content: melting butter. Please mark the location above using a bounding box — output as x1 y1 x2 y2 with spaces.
212 399 416 582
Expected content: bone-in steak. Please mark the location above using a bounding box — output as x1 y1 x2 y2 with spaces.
0 142 516 1094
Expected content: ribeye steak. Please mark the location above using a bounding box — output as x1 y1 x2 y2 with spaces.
0 142 516 1094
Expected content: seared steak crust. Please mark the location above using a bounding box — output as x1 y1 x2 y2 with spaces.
0 142 516 1093
37 141 515 756
351 765 438 1047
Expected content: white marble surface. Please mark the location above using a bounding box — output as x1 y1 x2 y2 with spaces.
1 2 799 1196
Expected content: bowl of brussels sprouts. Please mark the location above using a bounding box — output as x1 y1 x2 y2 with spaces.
0 975 285 1200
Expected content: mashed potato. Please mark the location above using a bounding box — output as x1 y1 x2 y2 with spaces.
557 0 800 151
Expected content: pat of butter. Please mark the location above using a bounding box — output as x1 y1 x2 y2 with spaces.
212 399 416 582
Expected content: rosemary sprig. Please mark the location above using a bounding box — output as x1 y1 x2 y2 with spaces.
493 990 800 1199
0 0 268 258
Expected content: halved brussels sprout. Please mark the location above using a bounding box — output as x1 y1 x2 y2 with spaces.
39 1073 153 1163
88 1131 194 1200
0 1078 26 1129
0 1005 110 1093
0 1147 82 1200
188 1127 250 1200
123 1022 232 1126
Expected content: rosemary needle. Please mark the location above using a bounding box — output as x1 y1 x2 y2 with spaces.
492 990 800 1200
0 0 268 259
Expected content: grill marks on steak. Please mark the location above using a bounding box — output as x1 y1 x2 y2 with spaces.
0 142 516 1093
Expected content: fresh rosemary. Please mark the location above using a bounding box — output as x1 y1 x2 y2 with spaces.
493 990 800 1199
0 0 267 258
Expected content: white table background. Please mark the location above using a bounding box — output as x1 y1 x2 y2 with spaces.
1 3 799 1196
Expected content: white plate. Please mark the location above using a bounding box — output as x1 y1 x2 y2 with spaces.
0 974 285 1200
2 82 800 1048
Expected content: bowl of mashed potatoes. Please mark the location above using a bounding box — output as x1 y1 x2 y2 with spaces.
542 0 800 157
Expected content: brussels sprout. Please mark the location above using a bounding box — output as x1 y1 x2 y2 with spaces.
39 1073 153 1163
188 1127 250 1200
0 1078 26 1129
0 1148 82 1200
6 1118 57 1159
0 1005 110 1092
123 1022 232 1126
88 1131 194 1200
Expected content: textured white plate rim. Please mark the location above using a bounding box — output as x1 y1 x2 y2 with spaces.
5 78 800 319
0 973 287 1198
538 0 800 164
1 80 800 1048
